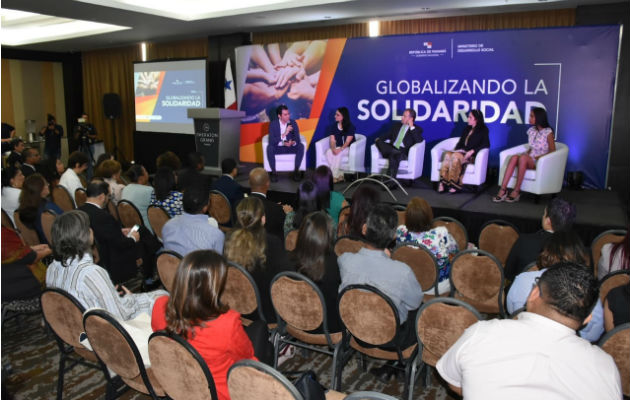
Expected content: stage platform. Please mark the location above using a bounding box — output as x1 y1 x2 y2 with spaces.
231 163 628 245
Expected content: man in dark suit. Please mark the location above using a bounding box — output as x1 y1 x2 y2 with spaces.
247 167 287 239
211 158 244 208
177 151 212 192
266 105 304 182
79 180 160 285
20 147 41 178
374 108 424 181
6 138 25 168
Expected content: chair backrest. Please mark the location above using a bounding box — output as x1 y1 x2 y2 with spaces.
220 262 266 322
334 236 369 257
396 210 405 227
52 185 75 211
156 250 182 293
117 200 144 228
13 210 40 246
41 209 57 244
1 208 15 230
449 249 506 317
478 219 519 266
147 205 170 240
415 298 482 366
107 199 119 220
344 392 399 400
208 190 232 225
599 270 630 304
337 205 351 237
591 229 626 278
75 188 87 208
432 216 468 251
285 230 298 251
83 309 161 397
598 323 630 396
149 331 218 400
391 245 439 296
338 284 398 347
228 359 303 400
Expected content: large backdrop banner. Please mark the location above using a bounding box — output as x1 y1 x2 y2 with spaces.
235 26 620 189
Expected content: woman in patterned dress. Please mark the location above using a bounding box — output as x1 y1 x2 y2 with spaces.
494 107 556 203
150 166 183 217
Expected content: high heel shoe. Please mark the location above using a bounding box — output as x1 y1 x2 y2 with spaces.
492 189 508 202
438 182 446 193
505 191 521 203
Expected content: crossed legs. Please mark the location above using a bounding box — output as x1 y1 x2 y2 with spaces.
495 154 535 202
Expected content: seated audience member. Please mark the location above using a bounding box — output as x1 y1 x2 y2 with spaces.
224 197 291 323
96 159 125 205
1 166 24 226
597 227 629 280
80 180 160 285
283 180 320 237
59 151 89 204
506 231 604 342
211 158 244 208
46 210 166 320
17 174 63 244
121 164 154 233
437 263 622 399
290 211 342 333
324 106 355 183
248 167 287 239
313 165 348 226
152 250 272 400
266 104 304 183
504 197 576 281
396 197 458 295
155 150 182 172
94 152 114 172
20 147 42 178
177 152 211 192
604 282 630 331
39 157 65 189
7 138 25 168
162 186 224 256
342 184 380 237
150 166 183 217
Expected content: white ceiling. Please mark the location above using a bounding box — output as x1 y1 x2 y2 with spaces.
0 0 615 53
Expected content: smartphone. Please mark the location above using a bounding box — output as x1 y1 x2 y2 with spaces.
127 224 140 237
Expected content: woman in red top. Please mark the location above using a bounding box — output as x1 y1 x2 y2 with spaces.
151 250 271 400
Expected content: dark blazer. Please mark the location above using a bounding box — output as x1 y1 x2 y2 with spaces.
248 192 285 240
504 230 552 281
21 164 37 178
6 151 22 168
268 119 300 146
379 123 424 156
454 125 490 154
177 168 211 193
79 203 138 284
211 175 244 208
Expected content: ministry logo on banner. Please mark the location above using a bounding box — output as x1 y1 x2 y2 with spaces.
409 41 447 58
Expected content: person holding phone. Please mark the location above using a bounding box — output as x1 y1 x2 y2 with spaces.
39 114 63 160
266 105 304 182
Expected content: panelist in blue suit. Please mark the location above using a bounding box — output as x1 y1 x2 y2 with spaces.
267 105 304 182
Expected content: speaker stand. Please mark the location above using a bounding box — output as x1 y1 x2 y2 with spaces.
108 118 125 164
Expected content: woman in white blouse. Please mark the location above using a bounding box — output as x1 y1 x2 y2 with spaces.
1 166 24 226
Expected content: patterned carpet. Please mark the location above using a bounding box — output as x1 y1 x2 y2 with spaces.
2 312 457 400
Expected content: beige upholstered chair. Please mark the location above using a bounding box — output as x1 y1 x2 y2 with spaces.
52 185 75 211
147 205 170 241
599 270 630 304
285 230 298 251
74 188 87 208
334 236 369 257
598 323 630 396
117 200 144 228
156 250 182 293
431 216 468 251
220 262 266 325
391 245 440 298
41 209 57 244
13 210 40 247
478 219 519 267
591 229 626 278
208 190 232 227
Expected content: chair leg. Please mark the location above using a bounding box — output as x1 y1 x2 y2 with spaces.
272 332 280 369
56 353 66 400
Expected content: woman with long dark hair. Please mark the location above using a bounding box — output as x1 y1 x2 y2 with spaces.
150 166 183 217
18 173 63 244
324 107 355 183
494 107 556 202
438 109 490 194
283 179 319 237
344 184 380 237
313 165 348 227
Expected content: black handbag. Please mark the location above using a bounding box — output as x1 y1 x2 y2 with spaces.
293 370 326 400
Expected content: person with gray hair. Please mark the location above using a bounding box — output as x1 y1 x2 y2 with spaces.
45 210 166 321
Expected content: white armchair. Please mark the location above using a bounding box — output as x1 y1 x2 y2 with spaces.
370 140 425 180
498 142 568 195
262 134 307 172
314 133 366 173
430 137 489 186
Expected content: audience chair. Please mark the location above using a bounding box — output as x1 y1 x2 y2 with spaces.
107 199 119 221
41 209 57 244
478 219 519 267
228 359 303 400
334 236 369 257
262 134 307 173
148 331 219 400
315 133 367 174
431 216 468 251
2 208 16 229
337 284 418 395
13 210 40 247
270 272 345 389
285 230 298 251
75 188 87 208
591 229 627 278
449 249 506 318
156 250 182 293
344 392 399 400
408 298 482 399
392 245 440 298
370 141 425 182
220 262 267 325
52 185 76 211
337 206 351 237
41 288 121 400
208 190 232 227
598 270 630 304
83 309 165 399
598 323 630 396
147 205 170 241
117 200 144 229
498 142 569 196
430 137 489 188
